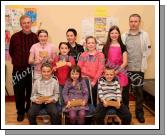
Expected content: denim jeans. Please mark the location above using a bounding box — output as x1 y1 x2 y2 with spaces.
28 102 59 125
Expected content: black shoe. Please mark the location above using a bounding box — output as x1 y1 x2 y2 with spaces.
136 115 145 123
17 114 24 122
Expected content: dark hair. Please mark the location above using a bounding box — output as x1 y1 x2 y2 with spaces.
58 42 70 49
66 28 77 36
41 62 52 70
85 36 97 44
103 25 125 59
129 13 141 22
37 29 48 36
68 65 81 82
58 42 71 55
104 65 115 71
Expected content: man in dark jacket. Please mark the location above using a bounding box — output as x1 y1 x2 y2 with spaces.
9 15 38 122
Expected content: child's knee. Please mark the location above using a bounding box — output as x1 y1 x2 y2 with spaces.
79 110 85 118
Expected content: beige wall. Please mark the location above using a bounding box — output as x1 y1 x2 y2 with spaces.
5 5 155 95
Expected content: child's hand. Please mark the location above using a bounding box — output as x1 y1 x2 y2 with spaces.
103 100 108 107
66 62 72 67
52 66 57 71
34 57 43 64
91 82 95 87
34 99 42 104
82 100 87 106
66 101 71 108
115 100 121 109
44 98 54 104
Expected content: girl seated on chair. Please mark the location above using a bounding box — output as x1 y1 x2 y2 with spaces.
96 66 131 125
62 65 89 125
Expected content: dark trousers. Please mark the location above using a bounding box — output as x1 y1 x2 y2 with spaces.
96 103 131 125
123 71 144 116
12 69 32 115
28 102 59 125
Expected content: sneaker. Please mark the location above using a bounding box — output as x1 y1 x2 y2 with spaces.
17 114 24 122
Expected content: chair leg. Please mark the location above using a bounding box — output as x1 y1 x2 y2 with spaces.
62 113 65 125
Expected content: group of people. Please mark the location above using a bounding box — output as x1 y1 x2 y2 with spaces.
9 13 151 125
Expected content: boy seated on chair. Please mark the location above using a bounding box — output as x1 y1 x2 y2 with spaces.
96 67 131 125
28 62 60 125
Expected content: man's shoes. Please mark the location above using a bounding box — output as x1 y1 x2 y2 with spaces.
17 114 24 122
136 114 145 123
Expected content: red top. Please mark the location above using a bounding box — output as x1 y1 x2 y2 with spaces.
52 55 75 85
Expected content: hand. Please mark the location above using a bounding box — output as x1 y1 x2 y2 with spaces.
34 58 43 64
44 98 54 104
66 101 71 108
115 100 121 109
66 62 72 67
103 100 108 107
52 66 57 71
82 100 87 106
91 82 95 87
34 99 42 104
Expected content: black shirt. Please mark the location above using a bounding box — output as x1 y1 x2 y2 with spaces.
67 42 84 63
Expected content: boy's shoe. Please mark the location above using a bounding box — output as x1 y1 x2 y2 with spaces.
17 114 24 122
136 114 145 123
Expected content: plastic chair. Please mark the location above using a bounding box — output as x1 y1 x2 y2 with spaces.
61 77 96 125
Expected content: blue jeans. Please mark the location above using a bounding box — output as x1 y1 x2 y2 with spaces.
96 103 131 125
28 102 59 125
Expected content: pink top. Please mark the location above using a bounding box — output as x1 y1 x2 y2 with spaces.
107 44 128 87
78 50 105 86
30 42 56 78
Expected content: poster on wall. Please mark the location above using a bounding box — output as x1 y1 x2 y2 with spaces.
106 17 119 32
81 17 118 52
25 8 37 26
5 8 24 61
80 18 94 50
94 17 107 52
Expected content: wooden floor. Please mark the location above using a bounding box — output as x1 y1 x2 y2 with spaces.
5 101 155 125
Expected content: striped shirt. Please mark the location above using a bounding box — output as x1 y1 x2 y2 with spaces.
30 77 60 102
9 30 38 71
98 77 121 101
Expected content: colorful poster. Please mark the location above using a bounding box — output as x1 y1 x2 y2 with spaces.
80 18 94 49
25 8 37 26
5 8 24 61
95 6 108 17
94 17 107 52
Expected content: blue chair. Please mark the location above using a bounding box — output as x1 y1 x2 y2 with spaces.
61 77 96 125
